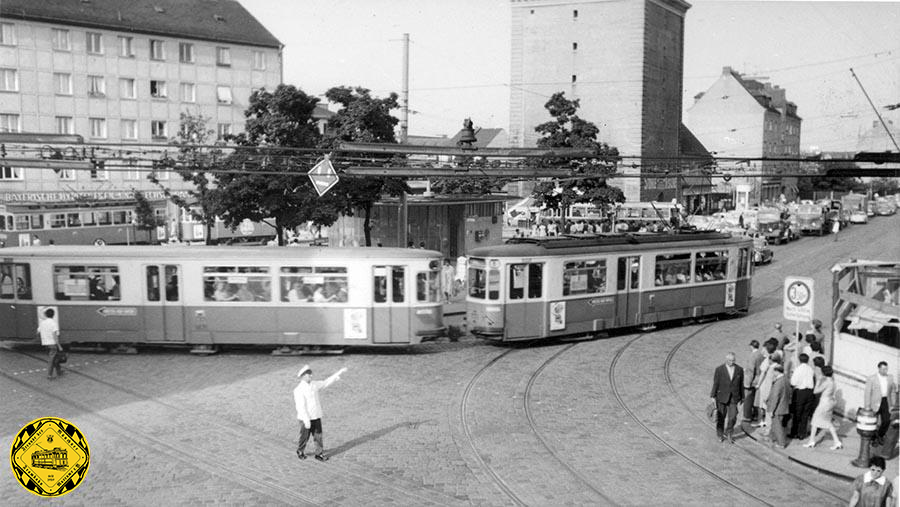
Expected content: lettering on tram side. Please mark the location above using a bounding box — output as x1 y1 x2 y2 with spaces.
96 307 137 317
588 297 614 306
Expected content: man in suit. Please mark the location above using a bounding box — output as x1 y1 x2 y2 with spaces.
864 361 898 445
710 352 745 443
742 340 764 422
766 364 790 448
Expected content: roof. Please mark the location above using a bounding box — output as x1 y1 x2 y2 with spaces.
467 232 749 258
1 245 440 261
678 123 711 158
406 135 452 147
0 0 281 49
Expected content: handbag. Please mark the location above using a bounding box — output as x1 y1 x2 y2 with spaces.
57 347 68 364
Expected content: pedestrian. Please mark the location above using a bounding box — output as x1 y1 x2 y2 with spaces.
807 319 826 351
38 308 63 379
710 352 744 443
848 456 893 507
803 366 842 450
789 353 816 440
864 361 898 446
441 259 455 303
293 364 348 462
753 340 781 432
766 364 790 448
743 339 764 422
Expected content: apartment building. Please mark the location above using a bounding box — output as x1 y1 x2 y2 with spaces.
509 0 691 202
685 66 801 207
0 0 282 244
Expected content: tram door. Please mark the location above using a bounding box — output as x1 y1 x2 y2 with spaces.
0 262 35 340
143 265 185 341
616 256 641 326
506 263 543 339
372 266 410 344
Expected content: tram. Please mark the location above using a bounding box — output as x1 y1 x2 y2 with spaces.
466 232 753 342
0 246 445 350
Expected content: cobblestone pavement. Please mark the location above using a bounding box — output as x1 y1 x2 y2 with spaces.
1 214 897 506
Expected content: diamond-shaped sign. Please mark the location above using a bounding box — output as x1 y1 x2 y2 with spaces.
308 158 339 197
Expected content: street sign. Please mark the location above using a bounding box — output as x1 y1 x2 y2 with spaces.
308 158 339 197
783 276 814 321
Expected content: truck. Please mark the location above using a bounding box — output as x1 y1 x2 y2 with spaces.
756 206 793 244
795 203 827 235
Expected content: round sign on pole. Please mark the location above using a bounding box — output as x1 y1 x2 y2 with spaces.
783 276 814 321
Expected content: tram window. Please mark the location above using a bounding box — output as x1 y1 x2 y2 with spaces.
96 211 111 225
82 212 96 226
50 213 66 229
654 253 691 287
509 265 526 300
66 212 81 227
738 248 750 278
204 265 272 302
13 215 29 230
164 266 178 301
469 265 486 299
147 266 160 301
563 260 605 296
112 211 130 225
0 215 10 231
53 265 120 300
488 268 500 300
31 214 44 229
416 271 438 302
14 263 32 299
694 251 728 282
392 267 405 303
374 274 387 303
528 264 542 298
0 264 14 299
616 258 640 290
279 266 346 303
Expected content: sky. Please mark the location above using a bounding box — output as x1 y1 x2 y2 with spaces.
240 0 900 152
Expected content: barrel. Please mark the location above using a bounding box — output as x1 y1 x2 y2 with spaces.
856 408 878 437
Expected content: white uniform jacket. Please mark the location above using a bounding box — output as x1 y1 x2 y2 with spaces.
293 371 342 427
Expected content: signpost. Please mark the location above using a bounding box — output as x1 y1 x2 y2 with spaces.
784 275 815 345
307 157 339 197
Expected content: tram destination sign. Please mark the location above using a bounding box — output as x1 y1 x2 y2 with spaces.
783 276 814 322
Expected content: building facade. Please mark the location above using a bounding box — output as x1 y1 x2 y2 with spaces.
509 0 690 202
685 67 802 208
0 0 282 245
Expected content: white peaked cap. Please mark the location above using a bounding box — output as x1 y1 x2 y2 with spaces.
297 364 311 377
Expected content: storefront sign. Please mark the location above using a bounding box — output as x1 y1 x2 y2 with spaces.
0 190 190 203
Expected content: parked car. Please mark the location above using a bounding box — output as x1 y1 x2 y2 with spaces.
748 232 774 265
757 206 793 244
875 198 897 216
849 208 868 224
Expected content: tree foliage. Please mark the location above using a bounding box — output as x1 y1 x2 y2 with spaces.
531 92 624 218
215 85 343 245
132 189 163 243
320 86 409 246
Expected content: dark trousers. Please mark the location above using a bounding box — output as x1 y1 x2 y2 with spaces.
46 345 62 377
876 397 891 439
742 387 757 421
297 418 324 456
715 400 739 438
791 388 815 438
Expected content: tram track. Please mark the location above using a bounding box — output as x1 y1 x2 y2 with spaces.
3 349 467 506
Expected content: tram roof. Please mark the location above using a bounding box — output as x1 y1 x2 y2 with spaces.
468 231 750 258
0 245 442 261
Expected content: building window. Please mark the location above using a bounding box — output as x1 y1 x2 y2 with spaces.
180 82 196 103
179 43 194 63
252 50 266 70
0 23 15 45
52 29 70 51
150 80 167 98
86 32 103 54
150 39 165 60
54 73 72 95
55 116 73 134
216 86 232 104
573 9 578 18
118 36 134 57
151 120 167 139
121 119 137 139
0 113 20 132
120 78 136 99
0 68 17 91
89 118 107 139
216 46 231 66
57 169 75 181
87 75 105 97
573 42 578 50
0 166 23 180
217 123 232 139
572 75 577 83
90 164 108 180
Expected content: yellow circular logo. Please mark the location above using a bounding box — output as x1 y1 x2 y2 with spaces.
9 417 90 497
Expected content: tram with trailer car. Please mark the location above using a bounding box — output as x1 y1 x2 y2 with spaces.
0 246 445 350
466 231 753 342
31 448 68 470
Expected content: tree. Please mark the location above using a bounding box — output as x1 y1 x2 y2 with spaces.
320 86 409 246
431 156 511 195
215 85 344 245
531 92 624 224
132 190 164 243
149 111 223 244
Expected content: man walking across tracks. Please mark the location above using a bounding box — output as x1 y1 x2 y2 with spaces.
38 308 63 380
711 352 744 443
293 364 348 461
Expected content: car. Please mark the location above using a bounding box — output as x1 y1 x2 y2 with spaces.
748 232 774 265
849 209 868 224
757 207 792 244
794 203 827 235
875 199 896 216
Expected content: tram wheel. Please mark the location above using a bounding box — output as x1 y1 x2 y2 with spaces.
93 238 107 246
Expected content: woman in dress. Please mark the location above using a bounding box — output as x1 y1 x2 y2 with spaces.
803 365 842 450
755 342 782 435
